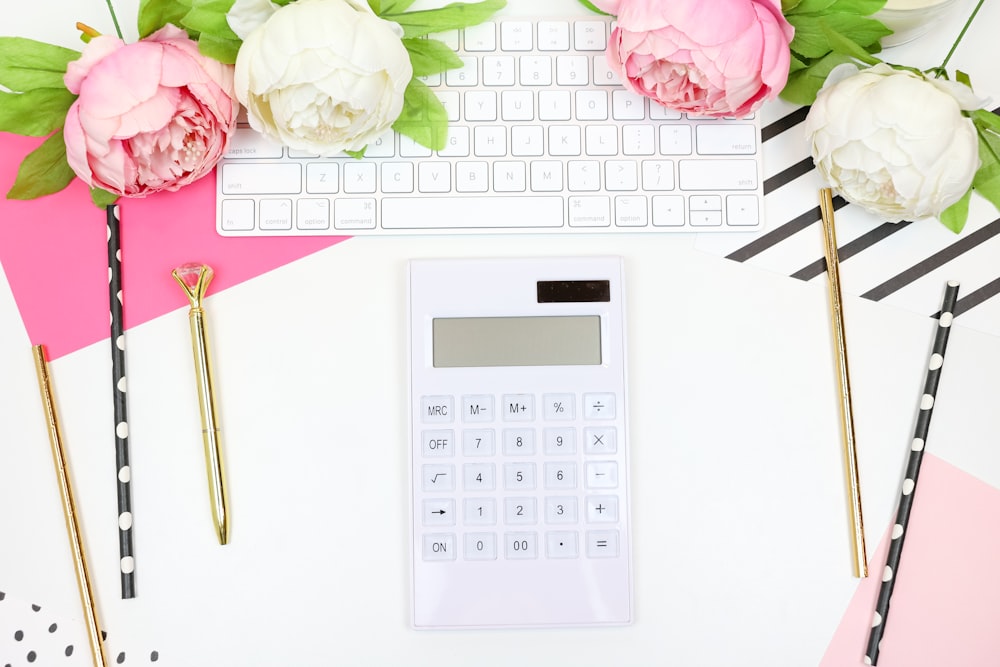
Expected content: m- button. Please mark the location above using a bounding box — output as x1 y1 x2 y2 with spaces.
421 395 454 423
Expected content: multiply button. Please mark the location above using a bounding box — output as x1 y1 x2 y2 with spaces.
421 395 454 423
583 393 616 419
584 427 617 454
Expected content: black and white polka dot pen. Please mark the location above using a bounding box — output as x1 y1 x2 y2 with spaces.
864 281 960 665
107 205 136 599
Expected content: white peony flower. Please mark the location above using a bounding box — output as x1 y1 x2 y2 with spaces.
804 63 985 223
232 0 413 156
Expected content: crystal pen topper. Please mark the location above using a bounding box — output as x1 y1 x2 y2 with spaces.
172 263 230 545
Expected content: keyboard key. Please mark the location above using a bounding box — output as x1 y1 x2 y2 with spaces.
500 90 533 121
445 56 478 86
641 160 675 191
259 199 292 230
530 161 564 192
306 163 339 194
221 163 300 194
464 22 496 51
417 162 451 193
727 194 760 226
220 199 254 231
568 195 611 227
333 198 376 230
614 195 647 227
483 55 515 86
465 90 497 121
557 55 589 85
612 90 645 120
538 21 570 51
678 159 758 190
500 21 532 51
652 195 686 227
493 161 527 192
454 162 489 193
343 162 376 193
297 199 330 230
585 125 618 156
696 123 757 155
225 126 283 159
575 90 608 120
512 126 544 157
520 55 552 86
574 21 606 50
383 196 563 229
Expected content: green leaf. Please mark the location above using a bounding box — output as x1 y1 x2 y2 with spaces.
955 69 972 88
403 38 464 77
788 53 807 74
392 78 449 151
6 131 77 200
373 0 418 13
182 0 239 42
789 13 891 57
939 188 971 233
576 0 611 15
196 32 242 64
779 51 854 105
344 147 367 159
821 22 882 65
385 0 507 39
826 0 886 15
0 38 80 92
785 0 837 15
138 0 194 38
90 187 119 208
0 88 77 136
970 113 1000 212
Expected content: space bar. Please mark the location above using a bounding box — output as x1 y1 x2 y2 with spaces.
381 196 564 229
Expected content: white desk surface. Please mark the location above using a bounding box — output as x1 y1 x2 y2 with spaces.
2 1 999 665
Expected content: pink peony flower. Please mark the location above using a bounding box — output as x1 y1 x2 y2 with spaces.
63 25 238 197
603 0 794 118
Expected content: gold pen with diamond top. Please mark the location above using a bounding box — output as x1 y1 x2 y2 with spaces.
172 263 230 545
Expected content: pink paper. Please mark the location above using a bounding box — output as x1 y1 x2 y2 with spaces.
822 454 1000 666
0 133 350 359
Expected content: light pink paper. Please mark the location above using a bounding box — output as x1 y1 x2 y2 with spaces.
823 454 1000 666
0 133 349 359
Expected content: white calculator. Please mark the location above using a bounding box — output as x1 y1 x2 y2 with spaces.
407 256 632 629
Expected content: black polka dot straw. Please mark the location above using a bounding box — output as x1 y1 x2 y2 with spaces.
864 281 960 666
108 205 136 599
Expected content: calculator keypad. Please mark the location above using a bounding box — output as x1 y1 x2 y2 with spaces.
417 390 624 563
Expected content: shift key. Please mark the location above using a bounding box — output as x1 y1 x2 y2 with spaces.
678 159 757 190
221 163 302 194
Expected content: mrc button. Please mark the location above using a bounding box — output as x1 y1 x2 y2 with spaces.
421 395 454 423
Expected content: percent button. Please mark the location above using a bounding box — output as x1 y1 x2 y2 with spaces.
543 393 576 420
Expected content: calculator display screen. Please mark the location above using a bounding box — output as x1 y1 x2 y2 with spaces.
432 316 602 367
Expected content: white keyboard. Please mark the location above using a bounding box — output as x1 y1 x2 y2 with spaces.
216 17 764 236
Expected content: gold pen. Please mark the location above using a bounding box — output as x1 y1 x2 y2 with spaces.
33 345 109 667
172 263 230 545
819 188 868 578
